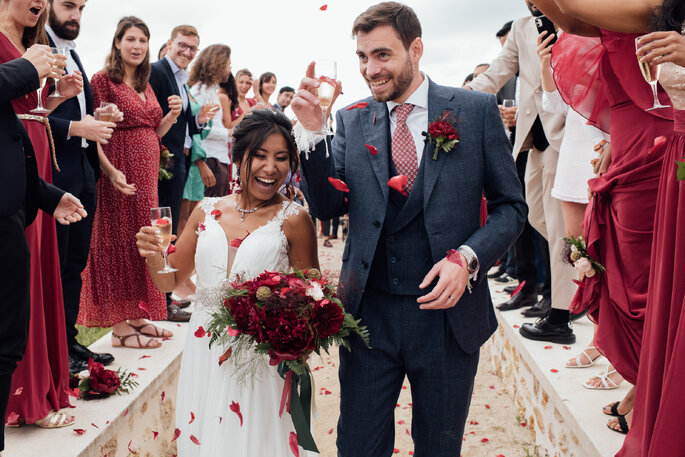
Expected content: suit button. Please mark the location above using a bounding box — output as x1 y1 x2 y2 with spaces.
361 261 369 269
392 278 399 285
373 220 381 228
390 257 397 264
525 109 532 115
389 236 396 242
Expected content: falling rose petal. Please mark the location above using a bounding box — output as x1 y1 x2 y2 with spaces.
387 175 408 196
197 223 206 234
189 412 196 424
127 441 134 453
510 280 526 298
91 422 99 429
138 355 151 360
481 438 489 443
230 401 243 426
123 408 129 417
153 431 159 439
295 173 301 183
154 218 169 226
219 416 223 424
485 404 491 409
289 432 300 457
551 368 559 373
190 435 201 445
161 391 166 402
489 385 495 389
74 429 86 435
513 324 520 328
346 102 368 110
365 144 378 156
219 347 233 366
167 243 177 254
328 428 334 435
372 113 376 124
397 420 405 424
319 4 327 11
194 326 206 338
210 209 222 218
138 301 151 319
171 428 181 442
13 387 23 396
406 428 411 436
648 136 667 155
402 385 407 390
7 410 22 423
446 249 464 267
328 177 350 193
393 450 400 454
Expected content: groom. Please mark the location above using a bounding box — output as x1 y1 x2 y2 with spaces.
292 2 526 455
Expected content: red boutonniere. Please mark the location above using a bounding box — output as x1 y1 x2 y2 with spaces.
423 111 459 160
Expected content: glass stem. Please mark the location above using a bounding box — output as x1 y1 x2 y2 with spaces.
162 251 170 270
36 88 44 110
650 82 660 106
321 110 326 132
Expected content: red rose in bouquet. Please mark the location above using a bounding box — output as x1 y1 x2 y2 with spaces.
313 300 344 338
88 359 121 394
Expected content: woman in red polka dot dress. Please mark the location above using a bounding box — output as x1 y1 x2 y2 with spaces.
79 17 181 348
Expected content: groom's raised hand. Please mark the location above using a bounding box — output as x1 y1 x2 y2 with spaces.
417 254 470 310
291 61 342 131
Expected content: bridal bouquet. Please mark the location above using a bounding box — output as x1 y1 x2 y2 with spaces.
206 268 369 452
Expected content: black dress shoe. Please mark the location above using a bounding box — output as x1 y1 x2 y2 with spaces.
70 343 115 366
167 304 191 322
69 356 88 374
497 292 538 311
503 284 517 294
519 316 576 344
521 297 552 317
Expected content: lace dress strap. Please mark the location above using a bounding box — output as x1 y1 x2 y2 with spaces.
198 197 222 216
272 200 302 227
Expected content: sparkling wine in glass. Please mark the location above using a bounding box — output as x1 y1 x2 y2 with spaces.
635 37 670 111
95 102 114 122
315 60 337 135
502 99 516 137
48 47 67 99
150 207 177 274
202 95 219 131
30 77 50 114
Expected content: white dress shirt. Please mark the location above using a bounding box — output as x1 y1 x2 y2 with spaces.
386 73 429 163
46 25 88 149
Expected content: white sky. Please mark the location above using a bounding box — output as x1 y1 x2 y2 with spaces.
76 0 530 114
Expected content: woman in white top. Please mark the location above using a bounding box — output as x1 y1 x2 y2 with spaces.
189 44 234 198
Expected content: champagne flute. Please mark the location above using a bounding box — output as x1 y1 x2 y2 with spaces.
48 47 67 99
202 95 218 131
315 60 337 135
502 99 516 138
150 207 177 274
30 77 50 114
635 37 670 111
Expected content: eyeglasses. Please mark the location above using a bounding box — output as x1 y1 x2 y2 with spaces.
177 42 199 54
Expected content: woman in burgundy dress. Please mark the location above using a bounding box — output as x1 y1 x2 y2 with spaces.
78 16 181 349
534 0 674 434
1 3 84 428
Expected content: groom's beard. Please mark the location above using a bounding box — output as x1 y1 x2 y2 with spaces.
367 58 414 103
49 10 80 40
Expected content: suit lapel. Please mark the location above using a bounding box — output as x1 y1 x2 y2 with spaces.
359 101 390 201
160 58 181 97
423 80 459 207
70 50 93 115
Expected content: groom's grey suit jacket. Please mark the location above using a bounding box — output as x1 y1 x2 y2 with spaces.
300 79 527 353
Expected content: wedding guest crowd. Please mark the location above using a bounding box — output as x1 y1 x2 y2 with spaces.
2 1 684 456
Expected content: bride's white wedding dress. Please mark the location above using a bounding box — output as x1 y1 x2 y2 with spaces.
176 197 313 457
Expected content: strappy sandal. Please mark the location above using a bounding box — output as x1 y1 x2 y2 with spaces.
34 410 75 429
128 322 173 339
603 401 623 417
565 345 601 368
111 332 161 349
608 415 629 435
583 366 621 390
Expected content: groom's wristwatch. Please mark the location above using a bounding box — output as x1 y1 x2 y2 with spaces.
457 246 480 276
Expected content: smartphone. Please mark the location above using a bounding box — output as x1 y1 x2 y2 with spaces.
535 15 558 46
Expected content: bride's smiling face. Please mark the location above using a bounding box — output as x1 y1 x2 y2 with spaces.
240 133 291 203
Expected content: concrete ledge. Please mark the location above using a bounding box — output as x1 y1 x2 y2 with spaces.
485 282 630 457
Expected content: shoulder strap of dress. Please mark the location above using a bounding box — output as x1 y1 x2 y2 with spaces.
273 200 302 226
198 197 222 215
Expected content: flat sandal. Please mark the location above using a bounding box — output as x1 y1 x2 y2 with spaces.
111 332 160 349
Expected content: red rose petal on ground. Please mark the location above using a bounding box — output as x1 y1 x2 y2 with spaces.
13 387 23 396
509 280 526 298
489 385 495 389
189 412 196 424
393 449 399 454
210 209 222 218
513 324 520 328
74 428 86 435
346 102 369 110
563 345 572 350
138 355 151 360
446 249 464 267
123 408 128 417
194 326 206 338
161 391 166 402
406 428 411 435
397 420 405 424
289 432 299 457
387 175 408 196
328 428 334 434
230 401 243 426
402 385 407 390
365 144 378 156
485 404 490 409
469 420 479 425
171 428 181 442
137 367 147 371
328 177 350 193
409 452 414 456
551 368 559 373
544 346 553 350
153 431 159 439
480 438 489 443
324 389 332 395
190 435 201 445
319 4 327 11
91 422 99 429
127 441 134 453
520 422 527 427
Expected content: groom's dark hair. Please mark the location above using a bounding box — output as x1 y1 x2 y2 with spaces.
352 2 422 50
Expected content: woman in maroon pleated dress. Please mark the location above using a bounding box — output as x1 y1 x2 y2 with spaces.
1 1 84 428
534 0 674 434
78 16 181 348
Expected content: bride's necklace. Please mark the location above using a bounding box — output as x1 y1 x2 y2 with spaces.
235 196 271 222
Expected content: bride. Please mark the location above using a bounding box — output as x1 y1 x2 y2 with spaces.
136 109 318 456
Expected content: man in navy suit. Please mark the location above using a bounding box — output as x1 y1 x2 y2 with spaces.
149 25 215 321
0 45 87 455
47 0 119 374
292 3 527 455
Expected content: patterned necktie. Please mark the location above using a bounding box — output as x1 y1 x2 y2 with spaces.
391 103 418 192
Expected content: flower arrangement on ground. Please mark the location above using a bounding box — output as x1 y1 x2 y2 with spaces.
206 268 369 452
73 359 138 400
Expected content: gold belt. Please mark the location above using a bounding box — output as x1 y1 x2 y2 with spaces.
17 114 59 172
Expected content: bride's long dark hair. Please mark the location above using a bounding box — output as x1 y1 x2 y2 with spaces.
654 0 685 31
